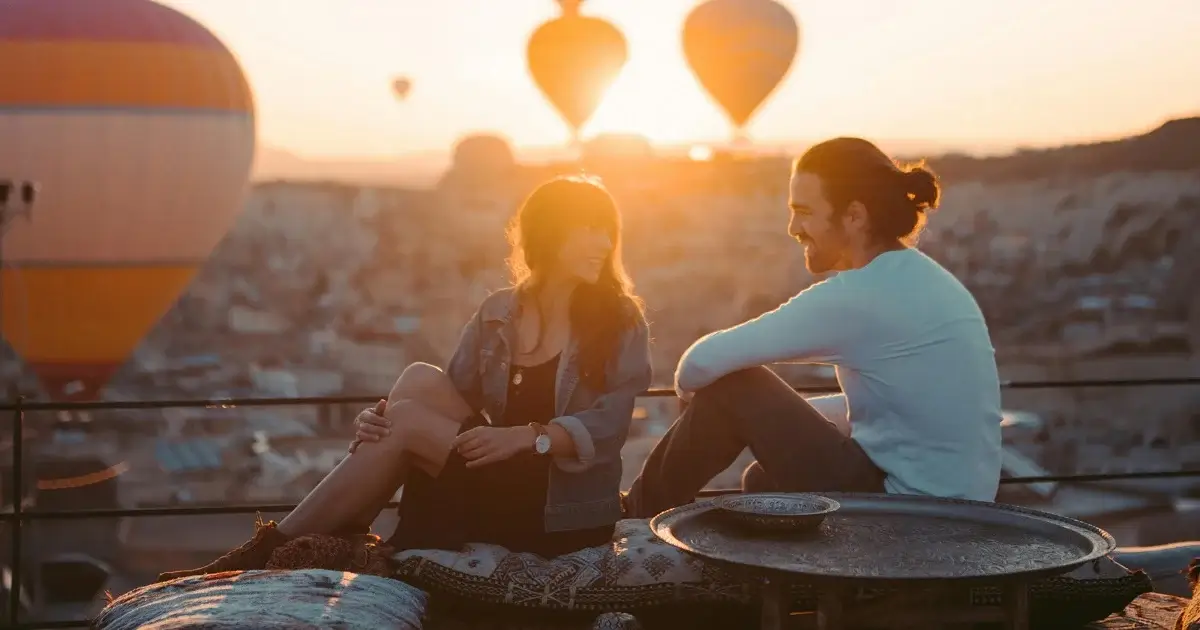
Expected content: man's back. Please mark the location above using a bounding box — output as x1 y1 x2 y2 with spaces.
675 246 1003 501
826 248 1003 500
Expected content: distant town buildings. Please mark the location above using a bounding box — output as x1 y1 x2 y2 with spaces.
1 134 1198 526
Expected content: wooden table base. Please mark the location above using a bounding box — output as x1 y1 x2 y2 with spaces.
759 580 1030 630
761 578 790 629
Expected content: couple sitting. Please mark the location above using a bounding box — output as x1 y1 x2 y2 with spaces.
158 137 1003 581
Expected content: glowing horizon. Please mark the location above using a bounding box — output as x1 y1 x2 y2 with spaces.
159 0 1200 158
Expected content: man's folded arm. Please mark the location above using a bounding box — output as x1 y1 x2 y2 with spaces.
674 279 855 396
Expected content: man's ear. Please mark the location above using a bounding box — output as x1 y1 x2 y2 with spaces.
843 200 869 231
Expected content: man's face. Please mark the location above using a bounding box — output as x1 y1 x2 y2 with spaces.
788 171 855 274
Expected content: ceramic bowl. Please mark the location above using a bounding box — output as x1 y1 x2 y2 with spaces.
712 492 840 534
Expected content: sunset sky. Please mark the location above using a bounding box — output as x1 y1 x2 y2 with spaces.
160 0 1200 158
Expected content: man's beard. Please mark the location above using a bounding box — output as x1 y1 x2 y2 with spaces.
803 242 839 274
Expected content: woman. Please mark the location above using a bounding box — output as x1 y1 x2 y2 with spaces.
158 175 652 581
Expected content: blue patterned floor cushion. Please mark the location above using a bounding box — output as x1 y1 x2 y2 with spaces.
94 569 427 630
393 517 1151 626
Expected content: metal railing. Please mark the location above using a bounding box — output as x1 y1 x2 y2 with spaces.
3 375 1200 629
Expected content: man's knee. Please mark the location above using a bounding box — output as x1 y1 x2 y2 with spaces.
692 366 776 407
741 461 779 493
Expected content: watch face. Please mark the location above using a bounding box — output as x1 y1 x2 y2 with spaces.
534 434 552 454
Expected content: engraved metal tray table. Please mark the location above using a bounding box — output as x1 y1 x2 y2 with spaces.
650 493 1116 629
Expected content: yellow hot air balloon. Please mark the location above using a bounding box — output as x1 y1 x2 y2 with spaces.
0 0 256 401
527 0 627 144
682 0 800 139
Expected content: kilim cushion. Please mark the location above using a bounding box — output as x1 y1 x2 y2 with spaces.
392 518 750 611
394 517 1152 627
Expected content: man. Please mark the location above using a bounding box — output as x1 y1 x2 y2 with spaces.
624 137 1003 518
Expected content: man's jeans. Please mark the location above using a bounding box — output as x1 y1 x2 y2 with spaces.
624 366 886 519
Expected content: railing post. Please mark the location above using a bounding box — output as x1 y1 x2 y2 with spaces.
8 394 24 626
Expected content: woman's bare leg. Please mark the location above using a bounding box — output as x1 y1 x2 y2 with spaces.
381 362 474 472
156 363 473 582
343 363 475 530
277 363 472 537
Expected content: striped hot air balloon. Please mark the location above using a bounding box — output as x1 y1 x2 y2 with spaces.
0 0 256 400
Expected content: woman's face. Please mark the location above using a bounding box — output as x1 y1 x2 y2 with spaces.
555 225 613 285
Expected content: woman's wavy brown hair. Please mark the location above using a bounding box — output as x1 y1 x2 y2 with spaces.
507 175 643 387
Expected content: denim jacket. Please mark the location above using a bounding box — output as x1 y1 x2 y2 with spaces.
445 288 653 532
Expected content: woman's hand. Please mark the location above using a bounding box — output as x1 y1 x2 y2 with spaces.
452 425 535 468
347 399 389 454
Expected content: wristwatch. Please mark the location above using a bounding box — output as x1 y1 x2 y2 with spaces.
528 422 551 455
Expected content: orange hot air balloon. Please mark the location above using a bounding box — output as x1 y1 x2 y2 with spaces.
0 0 256 401
527 0 628 143
683 0 800 136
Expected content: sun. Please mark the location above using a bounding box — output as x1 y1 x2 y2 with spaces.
580 48 729 146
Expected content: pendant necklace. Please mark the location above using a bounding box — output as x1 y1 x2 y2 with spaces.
513 295 544 387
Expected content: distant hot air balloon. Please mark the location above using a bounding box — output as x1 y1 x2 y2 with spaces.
0 0 256 401
392 77 412 101
682 0 800 139
527 0 627 144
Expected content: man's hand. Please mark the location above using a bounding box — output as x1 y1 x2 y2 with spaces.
452 425 535 468
673 370 695 402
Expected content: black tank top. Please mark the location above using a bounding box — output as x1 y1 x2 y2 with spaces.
389 352 614 557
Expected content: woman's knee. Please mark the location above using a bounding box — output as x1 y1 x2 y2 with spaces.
390 363 472 420
389 363 450 400
369 399 437 454
381 399 461 466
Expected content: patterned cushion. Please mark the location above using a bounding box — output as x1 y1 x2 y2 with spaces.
394 518 1152 626
1086 593 1187 629
1179 582 1199 630
94 569 427 630
1180 559 1200 630
392 519 749 611
1025 555 1156 629
423 606 645 630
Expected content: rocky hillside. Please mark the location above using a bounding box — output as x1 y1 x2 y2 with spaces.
2 118 1196 401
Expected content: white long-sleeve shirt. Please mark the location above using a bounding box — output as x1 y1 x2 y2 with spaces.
675 248 1003 501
